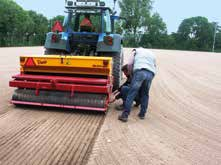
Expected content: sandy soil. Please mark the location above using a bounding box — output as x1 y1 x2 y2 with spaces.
0 47 221 165
87 49 221 165
0 47 104 165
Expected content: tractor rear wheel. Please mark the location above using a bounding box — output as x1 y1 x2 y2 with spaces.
104 51 123 91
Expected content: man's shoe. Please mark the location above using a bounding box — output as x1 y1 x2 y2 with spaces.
134 102 140 107
118 113 128 122
138 113 145 120
115 104 124 111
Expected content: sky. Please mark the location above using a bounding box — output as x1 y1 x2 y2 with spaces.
14 0 221 34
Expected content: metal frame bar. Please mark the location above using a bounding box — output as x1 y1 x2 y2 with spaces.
10 80 109 94
10 74 112 94
12 74 108 85
11 100 106 112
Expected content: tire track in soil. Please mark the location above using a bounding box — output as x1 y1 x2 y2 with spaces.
42 114 87 165
45 113 101 165
55 114 102 165
0 119 48 160
67 115 103 165
0 110 41 138
0 109 104 165
6 112 69 165
0 47 106 165
34 113 87 165
0 112 59 163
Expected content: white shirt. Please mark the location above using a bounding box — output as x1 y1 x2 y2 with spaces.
133 48 157 75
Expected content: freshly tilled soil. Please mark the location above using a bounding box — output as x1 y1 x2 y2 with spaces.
87 49 221 165
0 47 104 165
0 47 221 165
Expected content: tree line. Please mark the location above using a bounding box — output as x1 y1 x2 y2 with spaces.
0 0 220 52
0 0 63 47
118 0 221 52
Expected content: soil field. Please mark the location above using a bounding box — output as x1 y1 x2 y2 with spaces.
0 47 104 165
87 49 221 165
0 47 221 165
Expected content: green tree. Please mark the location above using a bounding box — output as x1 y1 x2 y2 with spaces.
0 0 49 47
167 33 178 49
27 10 48 45
176 16 214 51
114 21 123 34
0 0 29 46
119 0 152 45
140 12 168 48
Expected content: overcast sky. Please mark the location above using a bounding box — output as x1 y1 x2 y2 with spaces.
14 0 221 33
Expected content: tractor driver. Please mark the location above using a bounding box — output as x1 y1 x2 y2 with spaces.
80 14 93 32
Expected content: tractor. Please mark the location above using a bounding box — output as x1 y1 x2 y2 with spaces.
9 0 124 112
45 0 123 90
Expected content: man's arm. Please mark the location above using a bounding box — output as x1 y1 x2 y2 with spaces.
127 49 136 75
109 90 120 103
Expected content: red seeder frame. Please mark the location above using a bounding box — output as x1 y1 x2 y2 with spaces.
9 74 113 111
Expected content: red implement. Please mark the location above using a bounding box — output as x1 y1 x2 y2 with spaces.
9 74 112 111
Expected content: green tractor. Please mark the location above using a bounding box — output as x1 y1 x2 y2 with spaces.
44 0 124 90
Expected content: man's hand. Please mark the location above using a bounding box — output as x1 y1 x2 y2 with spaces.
109 90 120 103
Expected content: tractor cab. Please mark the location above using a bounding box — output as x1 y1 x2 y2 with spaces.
53 0 112 56
45 0 121 56
44 0 123 90
62 1 112 55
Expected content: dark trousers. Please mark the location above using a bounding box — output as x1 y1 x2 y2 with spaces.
124 69 154 116
120 86 140 106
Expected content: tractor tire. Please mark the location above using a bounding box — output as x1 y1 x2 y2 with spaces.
103 51 123 91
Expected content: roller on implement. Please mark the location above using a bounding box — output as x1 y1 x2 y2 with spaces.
9 55 113 111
